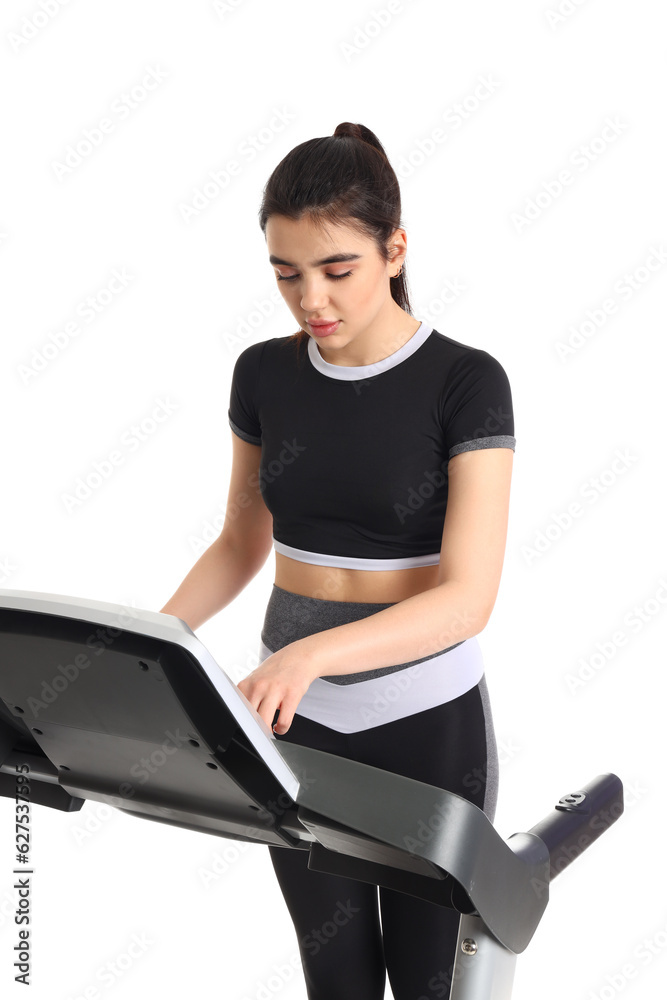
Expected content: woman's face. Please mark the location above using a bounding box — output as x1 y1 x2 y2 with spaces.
265 214 403 348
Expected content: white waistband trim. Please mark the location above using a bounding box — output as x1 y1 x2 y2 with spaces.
273 538 441 571
258 636 484 733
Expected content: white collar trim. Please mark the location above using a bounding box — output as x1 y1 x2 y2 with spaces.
307 320 433 380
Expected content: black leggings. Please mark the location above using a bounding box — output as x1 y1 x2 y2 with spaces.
269 684 497 1000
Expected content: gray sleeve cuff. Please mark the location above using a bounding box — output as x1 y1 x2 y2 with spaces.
449 435 516 458
229 416 261 446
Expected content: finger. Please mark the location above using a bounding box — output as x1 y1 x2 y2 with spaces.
261 699 286 734
254 693 280 733
272 695 301 735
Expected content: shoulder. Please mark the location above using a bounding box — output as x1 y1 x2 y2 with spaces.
233 334 298 367
230 335 299 383
427 329 515 454
427 329 512 386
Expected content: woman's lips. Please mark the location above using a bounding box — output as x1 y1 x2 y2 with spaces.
307 321 340 336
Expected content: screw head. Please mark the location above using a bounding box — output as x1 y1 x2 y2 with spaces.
461 938 478 955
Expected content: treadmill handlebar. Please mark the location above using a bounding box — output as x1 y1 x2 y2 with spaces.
525 773 623 882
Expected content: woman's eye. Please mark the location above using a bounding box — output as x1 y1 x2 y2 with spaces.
276 271 352 282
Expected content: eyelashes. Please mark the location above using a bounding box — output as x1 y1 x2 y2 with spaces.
276 271 353 282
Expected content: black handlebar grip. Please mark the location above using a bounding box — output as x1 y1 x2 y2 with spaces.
526 773 623 882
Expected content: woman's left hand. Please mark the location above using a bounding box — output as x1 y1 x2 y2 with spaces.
236 641 320 735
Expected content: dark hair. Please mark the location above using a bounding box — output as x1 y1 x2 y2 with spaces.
258 121 413 351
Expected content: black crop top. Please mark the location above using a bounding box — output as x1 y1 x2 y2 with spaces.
227 320 515 571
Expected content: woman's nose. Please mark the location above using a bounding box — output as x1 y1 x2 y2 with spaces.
299 279 330 311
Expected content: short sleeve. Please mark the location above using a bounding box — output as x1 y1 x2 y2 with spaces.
441 349 516 459
228 341 265 446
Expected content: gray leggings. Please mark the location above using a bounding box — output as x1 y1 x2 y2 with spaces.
262 584 499 1000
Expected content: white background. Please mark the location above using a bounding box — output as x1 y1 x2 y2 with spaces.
1 1 665 998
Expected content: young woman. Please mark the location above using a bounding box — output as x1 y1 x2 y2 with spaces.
161 121 515 1000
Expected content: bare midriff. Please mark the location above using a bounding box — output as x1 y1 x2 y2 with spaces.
274 551 441 604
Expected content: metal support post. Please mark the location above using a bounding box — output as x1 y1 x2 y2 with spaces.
450 913 518 1000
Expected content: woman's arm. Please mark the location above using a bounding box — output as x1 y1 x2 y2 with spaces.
297 446 514 674
160 433 274 631
239 447 514 732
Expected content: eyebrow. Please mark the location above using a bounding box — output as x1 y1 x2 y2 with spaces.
269 252 362 267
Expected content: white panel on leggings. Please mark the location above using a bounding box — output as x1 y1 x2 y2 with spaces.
257 636 485 734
